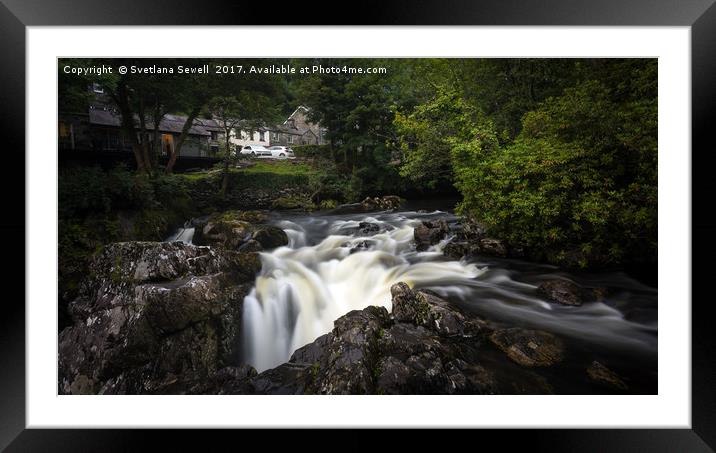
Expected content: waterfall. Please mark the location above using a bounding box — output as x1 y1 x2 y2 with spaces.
165 221 195 244
241 216 484 372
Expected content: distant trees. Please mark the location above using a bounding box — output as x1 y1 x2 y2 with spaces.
396 59 658 267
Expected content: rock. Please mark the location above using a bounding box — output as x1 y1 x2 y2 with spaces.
58 241 260 395
252 225 289 249
347 240 375 254
391 282 432 327
251 363 313 395
414 219 449 250
537 279 585 306
198 218 253 249
443 241 471 260
360 196 402 211
194 211 287 251
273 284 489 394
379 195 402 210
357 222 381 235
587 361 628 391
477 238 508 257
331 196 403 214
238 239 263 252
489 328 565 367
390 283 485 337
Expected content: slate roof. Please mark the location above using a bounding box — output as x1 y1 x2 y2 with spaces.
89 109 220 136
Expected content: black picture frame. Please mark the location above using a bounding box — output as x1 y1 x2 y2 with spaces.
2 0 713 450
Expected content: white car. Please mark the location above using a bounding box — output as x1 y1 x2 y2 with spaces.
268 146 295 158
239 145 271 157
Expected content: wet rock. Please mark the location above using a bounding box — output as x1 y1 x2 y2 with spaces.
489 328 565 367
331 196 403 214
58 241 259 395
194 211 287 251
537 279 584 306
360 195 402 211
358 222 380 235
477 238 508 257
348 240 375 254
252 225 289 249
391 282 432 327
443 241 471 260
587 361 628 391
414 219 449 251
390 283 484 337
198 218 253 249
238 239 263 252
252 363 313 395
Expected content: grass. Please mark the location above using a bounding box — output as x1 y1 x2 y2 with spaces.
176 160 317 182
236 160 316 176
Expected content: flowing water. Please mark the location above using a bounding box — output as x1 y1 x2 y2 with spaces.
165 221 195 244
239 207 658 382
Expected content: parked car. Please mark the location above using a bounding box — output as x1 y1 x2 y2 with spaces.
239 145 271 157
268 146 295 158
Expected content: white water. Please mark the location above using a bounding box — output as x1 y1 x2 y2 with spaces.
166 221 195 244
242 215 485 372
238 210 657 373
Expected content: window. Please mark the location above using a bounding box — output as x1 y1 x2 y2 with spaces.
250 131 255 141
210 131 218 141
272 132 279 141
287 134 293 144
260 131 265 141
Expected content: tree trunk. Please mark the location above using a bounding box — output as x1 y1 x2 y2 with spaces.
220 126 232 199
166 106 201 173
138 98 153 174
112 82 145 173
150 101 162 169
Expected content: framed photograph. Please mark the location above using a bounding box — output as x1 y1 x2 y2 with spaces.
3 0 713 450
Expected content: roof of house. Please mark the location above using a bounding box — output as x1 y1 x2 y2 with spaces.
283 105 310 125
89 109 220 136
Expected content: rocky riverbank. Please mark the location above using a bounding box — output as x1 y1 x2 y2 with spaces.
58 207 637 394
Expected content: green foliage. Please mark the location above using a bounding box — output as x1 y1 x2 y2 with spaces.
447 61 657 267
292 144 332 159
394 90 481 189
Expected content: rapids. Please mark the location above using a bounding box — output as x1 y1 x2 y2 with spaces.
239 209 658 374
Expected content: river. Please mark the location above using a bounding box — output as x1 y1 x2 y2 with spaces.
167 203 658 393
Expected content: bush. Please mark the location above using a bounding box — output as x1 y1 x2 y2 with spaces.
452 78 656 268
292 144 332 159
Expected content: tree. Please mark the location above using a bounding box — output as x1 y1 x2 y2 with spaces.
207 96 242 198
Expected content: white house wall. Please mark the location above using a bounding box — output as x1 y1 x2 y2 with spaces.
230 128 271 148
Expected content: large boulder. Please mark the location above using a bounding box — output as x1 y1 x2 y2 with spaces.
537 279 584 306
251 225 289 249
58 241 261 395
477 238 508 257
489 328 565 367
414 219 450 251
193 211 287 251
